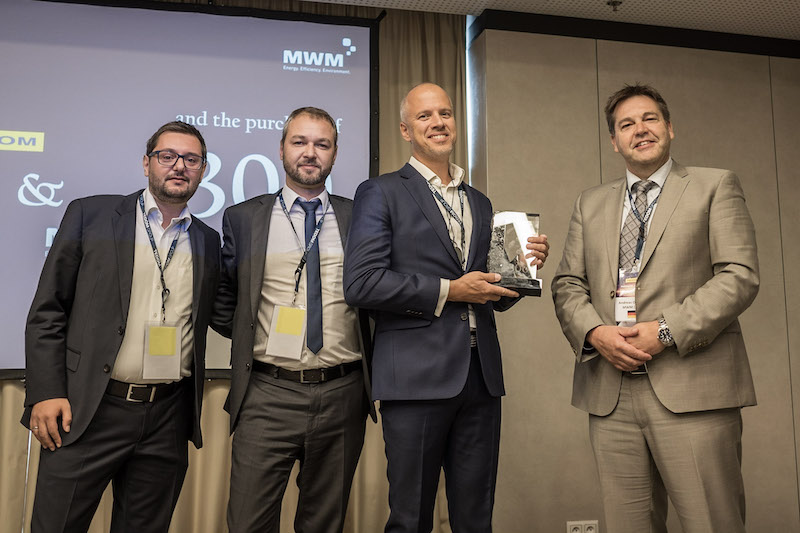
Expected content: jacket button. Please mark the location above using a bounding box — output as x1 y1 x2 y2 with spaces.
246 363 251 370
460 313 468 321
103 364 111 373
609 291 615 299
117 326 125 335
250 322 254 329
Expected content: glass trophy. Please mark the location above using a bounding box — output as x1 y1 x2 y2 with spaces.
487 211 542 297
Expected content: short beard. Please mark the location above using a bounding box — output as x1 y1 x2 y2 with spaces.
284 159 332 189
149 172 197 205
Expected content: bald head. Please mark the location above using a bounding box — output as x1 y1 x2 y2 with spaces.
400 83 453 124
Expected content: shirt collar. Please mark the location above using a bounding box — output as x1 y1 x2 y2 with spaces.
281 184 330 213
409 156 466 188
143 187 192 230
626 158 673 192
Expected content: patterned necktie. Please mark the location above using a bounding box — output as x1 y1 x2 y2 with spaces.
619 180 656 270
299 199 323 354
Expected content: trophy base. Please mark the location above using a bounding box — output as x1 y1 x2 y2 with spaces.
496 278 542 297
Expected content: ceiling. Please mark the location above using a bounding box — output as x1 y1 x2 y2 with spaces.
313 0 800 41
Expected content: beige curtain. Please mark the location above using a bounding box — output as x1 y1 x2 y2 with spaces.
0 2 465 533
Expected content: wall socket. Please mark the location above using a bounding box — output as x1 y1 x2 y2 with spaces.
566 520 599 533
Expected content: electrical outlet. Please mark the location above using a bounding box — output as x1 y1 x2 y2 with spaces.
566 522 584 533
566 520 599 533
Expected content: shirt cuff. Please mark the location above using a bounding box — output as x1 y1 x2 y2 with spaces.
579 341 598 362
434 279 450 317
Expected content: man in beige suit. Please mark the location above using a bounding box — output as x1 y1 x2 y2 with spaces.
552 84 759 532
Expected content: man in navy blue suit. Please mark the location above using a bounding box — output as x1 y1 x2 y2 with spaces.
344 83 549 532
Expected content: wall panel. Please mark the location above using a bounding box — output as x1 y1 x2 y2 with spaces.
471 27 799 531
471 29 606 531
771 54 800 521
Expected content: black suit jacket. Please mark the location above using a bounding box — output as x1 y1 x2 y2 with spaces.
22 190 221 448
343 163 517 402
213 191 375 433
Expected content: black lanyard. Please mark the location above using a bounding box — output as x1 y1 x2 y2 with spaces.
277 190 328 304
626 185 662 262
427 181 466 270
138 194 184 323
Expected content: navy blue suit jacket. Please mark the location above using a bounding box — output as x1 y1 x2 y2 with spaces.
343 163 516 401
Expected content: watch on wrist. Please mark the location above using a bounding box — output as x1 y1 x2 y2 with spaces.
657 317 675 347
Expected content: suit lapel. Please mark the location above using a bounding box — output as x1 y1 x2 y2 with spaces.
249 194 277 318
604 179 627 278
638 162 689 273
329 195 351 248
464 184 482 271
112 191 139 324
399 163 462 268
188 219 205 325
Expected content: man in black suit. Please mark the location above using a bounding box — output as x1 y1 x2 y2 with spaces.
213 107 374 533
343 83 549 532
22 121 220 533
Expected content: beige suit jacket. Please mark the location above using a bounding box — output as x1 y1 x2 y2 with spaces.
552 162 759 416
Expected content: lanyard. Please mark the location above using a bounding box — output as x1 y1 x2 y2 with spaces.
138 194 184 323
277 190 328 305
426 181 466 270
626 185 662 262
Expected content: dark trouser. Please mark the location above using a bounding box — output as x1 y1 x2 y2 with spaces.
227 367 367 533
380 348 502 533
31 383 191 533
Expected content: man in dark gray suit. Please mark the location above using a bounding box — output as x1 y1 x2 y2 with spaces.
213 107 374 533
23 121 221 533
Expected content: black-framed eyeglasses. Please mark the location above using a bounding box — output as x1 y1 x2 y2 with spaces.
148 150 205 170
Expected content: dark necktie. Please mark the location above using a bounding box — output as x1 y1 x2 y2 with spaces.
299 199 323 354
619 180 656 270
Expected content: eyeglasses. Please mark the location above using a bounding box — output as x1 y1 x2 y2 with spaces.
148 150 205 170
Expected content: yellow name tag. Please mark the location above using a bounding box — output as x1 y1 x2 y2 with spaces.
275 306 305 336
144 322 181 380
148 326 177 356
265 304 307 361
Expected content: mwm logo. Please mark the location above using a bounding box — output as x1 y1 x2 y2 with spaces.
283 38 357 68
0 130 45 152
283 50 344 67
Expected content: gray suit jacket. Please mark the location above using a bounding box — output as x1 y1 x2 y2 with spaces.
22 190 221 448
552 163 759 415
213 191 375 433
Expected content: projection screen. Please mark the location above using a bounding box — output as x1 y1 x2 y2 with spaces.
1 0 377 376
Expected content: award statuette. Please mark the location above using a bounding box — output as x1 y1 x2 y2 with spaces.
487 211 542 297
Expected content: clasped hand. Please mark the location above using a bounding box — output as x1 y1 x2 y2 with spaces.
587 321 665 372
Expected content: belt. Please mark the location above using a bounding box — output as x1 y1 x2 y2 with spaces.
106 379 182 403
252 360 361 384
627 365 648 375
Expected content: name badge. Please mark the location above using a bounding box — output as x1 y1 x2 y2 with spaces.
265 304 306 361
143 321 181 380
615 267 638 324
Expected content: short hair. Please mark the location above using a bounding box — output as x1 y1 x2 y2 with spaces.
604 84 671 135
146 121 207 159
280 107 338 147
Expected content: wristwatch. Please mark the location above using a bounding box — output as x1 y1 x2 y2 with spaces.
657 317 675 347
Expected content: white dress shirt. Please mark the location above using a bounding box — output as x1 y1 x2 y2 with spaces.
253 187 361 370
112 187 194 383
